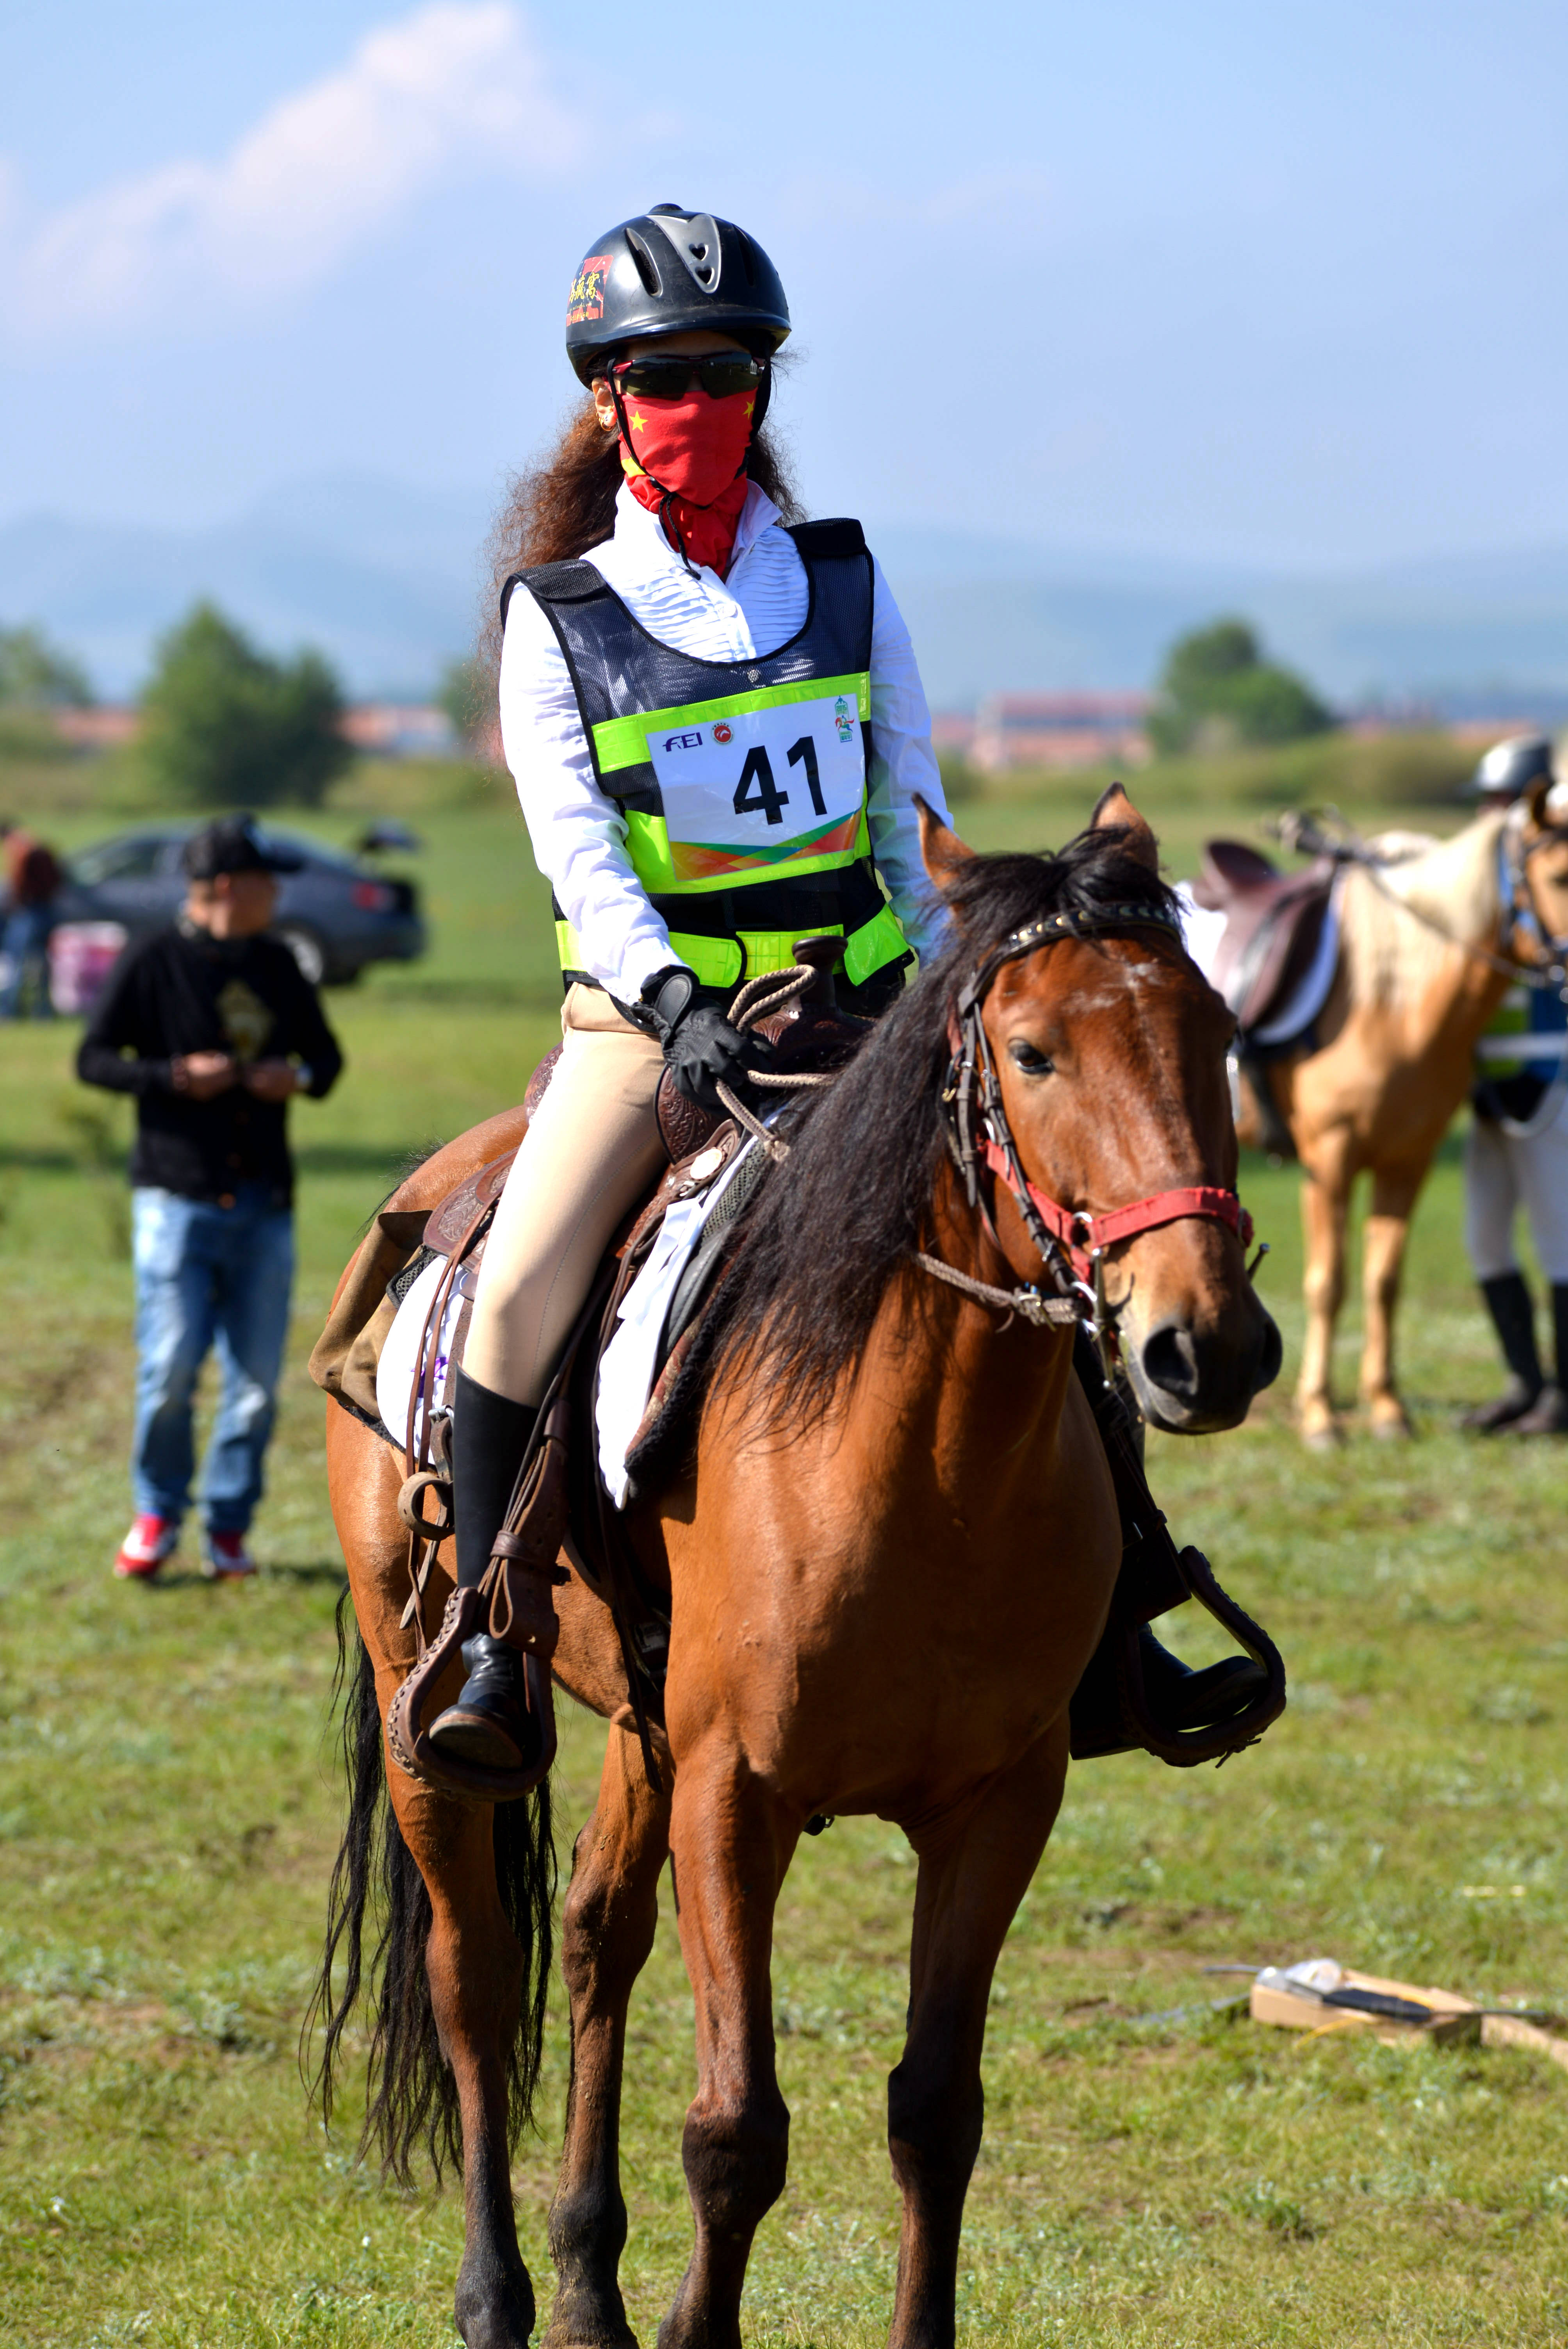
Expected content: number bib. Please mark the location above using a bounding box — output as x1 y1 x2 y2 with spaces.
646 691 866 886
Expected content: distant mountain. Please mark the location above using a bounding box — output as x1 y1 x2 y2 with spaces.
3 474 1568 710
0 473 495 699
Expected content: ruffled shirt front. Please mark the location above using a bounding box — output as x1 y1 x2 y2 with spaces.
498 480 953 1000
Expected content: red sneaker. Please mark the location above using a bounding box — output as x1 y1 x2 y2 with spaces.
201 1530 257 1581
114 1513 179 1579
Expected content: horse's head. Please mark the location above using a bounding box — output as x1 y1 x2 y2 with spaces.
1515 777 1568 964
922 788 1281 1434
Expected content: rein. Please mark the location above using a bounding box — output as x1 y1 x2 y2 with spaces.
924 900 1255 1345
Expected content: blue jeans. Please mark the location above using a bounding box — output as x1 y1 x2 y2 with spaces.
130 1185 295 1534
0 904 55 1018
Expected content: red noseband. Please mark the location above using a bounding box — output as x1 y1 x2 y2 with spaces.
980 1138 1253 1285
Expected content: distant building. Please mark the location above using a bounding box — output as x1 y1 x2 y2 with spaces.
930 711 978 760
50 703 461 759
970 692 1150 773
53 707 140 750
338 704 458 758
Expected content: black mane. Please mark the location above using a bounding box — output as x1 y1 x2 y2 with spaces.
690 822 1180 1434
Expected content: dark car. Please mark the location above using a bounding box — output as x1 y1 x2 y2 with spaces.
53 822 426 987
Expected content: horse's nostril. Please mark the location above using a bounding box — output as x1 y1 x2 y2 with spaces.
1141 1321 1200 1398
1254 1311 1283 1394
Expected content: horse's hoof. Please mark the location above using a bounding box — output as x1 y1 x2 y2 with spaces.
543 2325 640 2349
1301 1420 1343 1453
455 2259 536 2349
544 2285 640 2349
1368 1412 1413 1442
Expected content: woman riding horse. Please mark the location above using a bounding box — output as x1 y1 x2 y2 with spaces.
429 204 1261 1776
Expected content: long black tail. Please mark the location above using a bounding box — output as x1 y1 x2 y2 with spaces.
305 1588 556 2184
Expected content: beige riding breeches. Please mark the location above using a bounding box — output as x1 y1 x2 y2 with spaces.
463 984 667 1407
1464 1087 1568 1285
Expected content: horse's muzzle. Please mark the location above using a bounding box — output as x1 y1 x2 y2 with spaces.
1126 1303 1282 1434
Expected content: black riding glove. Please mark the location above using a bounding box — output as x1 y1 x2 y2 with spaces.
639 965 763 1112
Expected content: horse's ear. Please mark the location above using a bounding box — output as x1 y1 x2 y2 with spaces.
1091 781 1160 873
916 793 975 891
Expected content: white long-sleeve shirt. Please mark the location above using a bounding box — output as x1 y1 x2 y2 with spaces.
498 479 953 1001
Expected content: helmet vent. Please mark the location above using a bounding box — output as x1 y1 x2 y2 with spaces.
624 226 663 298
648 210 724 298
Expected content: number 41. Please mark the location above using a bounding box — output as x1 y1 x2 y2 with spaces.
732 736 826 827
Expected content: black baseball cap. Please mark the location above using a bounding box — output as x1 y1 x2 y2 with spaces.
182 815 303 879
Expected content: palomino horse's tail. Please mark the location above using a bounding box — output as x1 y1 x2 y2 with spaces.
304 1589 556 2183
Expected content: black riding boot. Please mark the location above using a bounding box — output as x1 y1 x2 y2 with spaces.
427 1367 538 1773
1461 1271 1543 1431
1510 1283 1568 1436
1069 1332 1266 1758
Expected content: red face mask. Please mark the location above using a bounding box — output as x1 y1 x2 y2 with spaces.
618 384 756 575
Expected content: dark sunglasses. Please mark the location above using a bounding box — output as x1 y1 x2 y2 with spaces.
611 353 765 402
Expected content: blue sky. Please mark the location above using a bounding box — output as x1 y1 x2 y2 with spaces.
3 0 1567 566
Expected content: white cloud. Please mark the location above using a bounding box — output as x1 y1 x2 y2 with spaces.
2 4 584 338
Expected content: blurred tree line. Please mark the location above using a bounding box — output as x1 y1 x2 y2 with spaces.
1150 617 1333 755
136 603 353 808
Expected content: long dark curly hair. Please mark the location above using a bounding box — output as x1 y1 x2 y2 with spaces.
479 396 802 679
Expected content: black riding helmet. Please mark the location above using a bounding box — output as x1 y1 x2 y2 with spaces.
1465 733 1556 800
565 205 791 410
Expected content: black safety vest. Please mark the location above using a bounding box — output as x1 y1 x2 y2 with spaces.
501 519 911 998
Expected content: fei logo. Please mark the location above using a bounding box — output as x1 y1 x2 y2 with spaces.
664 730 703 752
713 722 734 745
834 696 854 743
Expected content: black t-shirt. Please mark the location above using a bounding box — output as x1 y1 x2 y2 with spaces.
77 920 343 1205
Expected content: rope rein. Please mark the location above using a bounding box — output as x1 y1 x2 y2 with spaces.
713 964 836 1159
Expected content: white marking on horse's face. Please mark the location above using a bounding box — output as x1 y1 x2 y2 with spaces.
1071 964 1164 1013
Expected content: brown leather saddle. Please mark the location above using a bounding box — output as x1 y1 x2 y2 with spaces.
1190 839 1337 1037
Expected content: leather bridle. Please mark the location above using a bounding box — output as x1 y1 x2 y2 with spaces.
921 901 1255 1343
1501 806 1568 994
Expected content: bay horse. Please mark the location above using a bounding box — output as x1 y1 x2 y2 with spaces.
1237 784 1568 1447
314 787 1278 2349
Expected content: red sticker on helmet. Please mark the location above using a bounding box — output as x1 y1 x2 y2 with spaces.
567 255 611 327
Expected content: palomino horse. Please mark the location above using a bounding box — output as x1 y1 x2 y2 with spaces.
315 788 1279 2349
1238 783 1568 1446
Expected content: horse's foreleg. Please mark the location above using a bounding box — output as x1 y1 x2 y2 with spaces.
886 1728 1067 2349
1296 1152 1350 1447
545 1721 672 2349
658 1743 795 2349
1360 1166 1423 1436
384 1769 537 2349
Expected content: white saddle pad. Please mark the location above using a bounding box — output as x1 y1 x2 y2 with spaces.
596 1140 755 1509
376 1251 479 1452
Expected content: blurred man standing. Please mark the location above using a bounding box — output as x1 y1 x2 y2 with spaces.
78 816 343 1577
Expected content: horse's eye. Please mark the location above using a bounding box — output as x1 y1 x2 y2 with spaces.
1008 1038 1054 1075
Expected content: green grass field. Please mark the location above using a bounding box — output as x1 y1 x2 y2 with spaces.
2 772 1565 2347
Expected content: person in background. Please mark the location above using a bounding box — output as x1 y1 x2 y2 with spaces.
0 822 64 1018
1460 735 1568 1435
77 815 344 1577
